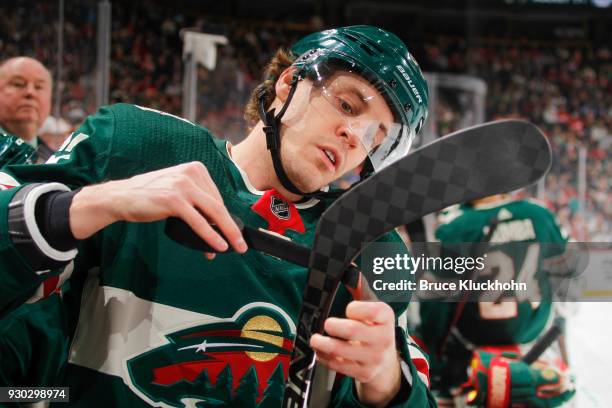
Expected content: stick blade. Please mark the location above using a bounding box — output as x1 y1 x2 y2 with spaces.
311 119 551 278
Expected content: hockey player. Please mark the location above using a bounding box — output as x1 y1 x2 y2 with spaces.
0 26 436 407
416 194 576 407
0 127 74 390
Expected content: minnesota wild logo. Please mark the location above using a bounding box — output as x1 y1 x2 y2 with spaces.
126 305 295 407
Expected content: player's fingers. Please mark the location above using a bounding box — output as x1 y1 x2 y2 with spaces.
204 252 216 260
187 187 247 253
176 161 223 202
323 317 393 347
175 201 229 252
315 353 377 384
310 334 379 365
346 301 395 325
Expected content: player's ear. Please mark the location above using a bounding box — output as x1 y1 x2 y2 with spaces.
275 67 297 103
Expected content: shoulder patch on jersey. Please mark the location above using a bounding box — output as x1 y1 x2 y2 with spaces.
46 132 90 164
62 132 89 153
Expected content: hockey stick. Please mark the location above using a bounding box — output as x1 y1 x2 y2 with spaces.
165 218 375 300
437 216 500 358
522 316 565 365
165 119 551 406
404 218 427 243
283 119 550 407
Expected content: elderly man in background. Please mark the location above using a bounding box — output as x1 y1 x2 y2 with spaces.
0 56 55 162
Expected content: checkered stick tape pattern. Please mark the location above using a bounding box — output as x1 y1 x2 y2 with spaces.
305 119 550 313
283 120 551 406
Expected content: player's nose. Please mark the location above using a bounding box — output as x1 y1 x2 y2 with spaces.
336 123 360 150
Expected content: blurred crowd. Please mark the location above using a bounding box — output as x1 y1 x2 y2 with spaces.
424 39 611 240
0 1 609 240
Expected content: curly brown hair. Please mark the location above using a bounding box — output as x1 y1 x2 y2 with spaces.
244 48 295 129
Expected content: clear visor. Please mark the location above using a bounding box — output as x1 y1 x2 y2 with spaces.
300 63 415 172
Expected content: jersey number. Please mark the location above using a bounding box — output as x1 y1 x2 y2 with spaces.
478 243 542 320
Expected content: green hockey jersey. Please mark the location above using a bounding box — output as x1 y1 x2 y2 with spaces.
0 104 434 407
0 127 72 394
416 199 571 400
430 199 568 345
0 127 35 170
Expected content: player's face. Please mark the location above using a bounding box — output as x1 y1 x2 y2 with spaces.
0 58 52 140
279 72 394 193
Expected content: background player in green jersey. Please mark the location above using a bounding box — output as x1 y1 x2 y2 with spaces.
415 193 576 407
0 26 436 407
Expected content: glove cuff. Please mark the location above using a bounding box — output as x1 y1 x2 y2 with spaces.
486 356 511 408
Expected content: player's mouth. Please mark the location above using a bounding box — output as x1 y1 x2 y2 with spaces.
318 146 341 172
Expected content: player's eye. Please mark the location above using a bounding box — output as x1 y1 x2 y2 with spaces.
10 80 26 88
336 97 356 116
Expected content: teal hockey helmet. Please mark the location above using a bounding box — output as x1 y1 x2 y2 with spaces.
257 26 429 198
290 25 429 172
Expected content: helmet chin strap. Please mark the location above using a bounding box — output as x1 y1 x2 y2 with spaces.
257 75 343 200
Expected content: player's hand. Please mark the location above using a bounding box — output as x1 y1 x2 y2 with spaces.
462 349 575 408
69 162 247 254
310 301 402 407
